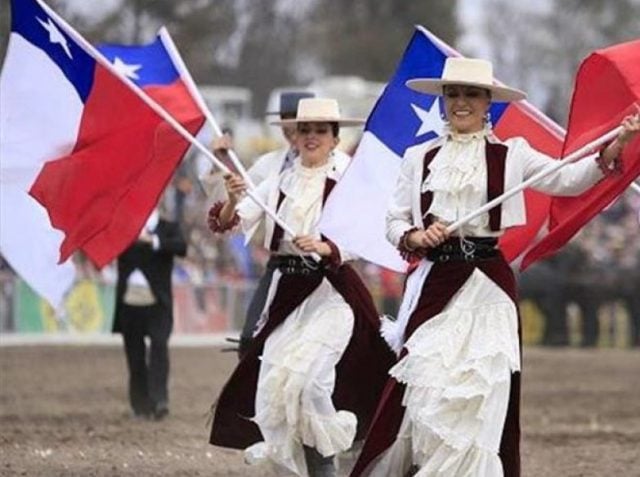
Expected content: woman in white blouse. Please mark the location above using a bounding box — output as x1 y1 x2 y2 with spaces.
206 98 395 477
350 58 640 477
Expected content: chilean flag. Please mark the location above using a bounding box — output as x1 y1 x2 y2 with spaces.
319 25 564 271
521 39 640 269
0 0 204 307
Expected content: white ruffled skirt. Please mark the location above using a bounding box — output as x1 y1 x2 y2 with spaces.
245 271 357 476
369 268 521 477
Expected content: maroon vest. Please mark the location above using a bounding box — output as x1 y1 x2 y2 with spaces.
269 177 337 251
420 140 507 231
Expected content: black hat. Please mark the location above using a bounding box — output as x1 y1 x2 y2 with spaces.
266 91 315 118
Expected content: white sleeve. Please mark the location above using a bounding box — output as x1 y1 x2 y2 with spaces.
247 151 279 186
385 154 417 248
515 138 605 196
236 174 276 241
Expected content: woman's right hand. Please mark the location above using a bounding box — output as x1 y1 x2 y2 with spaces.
210 134 233 160
223 173 247 204
407 222 450 249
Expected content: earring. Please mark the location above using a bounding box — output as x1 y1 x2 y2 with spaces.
484 111 492 128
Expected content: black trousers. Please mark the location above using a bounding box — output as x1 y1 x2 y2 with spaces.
120 304 172 414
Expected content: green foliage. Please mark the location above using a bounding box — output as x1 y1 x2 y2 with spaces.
303 0 459 81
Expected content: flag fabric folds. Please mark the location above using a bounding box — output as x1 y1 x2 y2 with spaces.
521 39 640 269
319 25 564 272
0 0 204 307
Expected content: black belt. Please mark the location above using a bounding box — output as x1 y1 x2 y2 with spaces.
267 255 324 276
426 237 499 263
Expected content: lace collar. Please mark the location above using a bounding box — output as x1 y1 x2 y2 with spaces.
292 156 334 178
443 122 493 143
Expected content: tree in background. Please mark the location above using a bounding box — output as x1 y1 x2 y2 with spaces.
482 0 640 125
302 0 458 83
0 0 458 115
217 0 306 116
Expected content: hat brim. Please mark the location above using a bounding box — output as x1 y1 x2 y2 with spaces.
406 78 527 102
270 117 365 127
265 110 292 116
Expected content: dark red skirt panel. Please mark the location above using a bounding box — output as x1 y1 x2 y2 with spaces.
350 257 521 477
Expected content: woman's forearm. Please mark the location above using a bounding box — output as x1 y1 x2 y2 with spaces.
218 200 238 227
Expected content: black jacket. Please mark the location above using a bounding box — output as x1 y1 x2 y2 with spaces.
112 219 187 333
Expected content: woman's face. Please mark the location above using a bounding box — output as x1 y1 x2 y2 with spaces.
443 85 491 134
296 122 339 166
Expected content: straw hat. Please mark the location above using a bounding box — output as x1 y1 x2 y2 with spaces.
271 98 365 127
406 57 527 102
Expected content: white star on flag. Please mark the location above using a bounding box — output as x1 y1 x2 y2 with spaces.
37 17 72 59
411 101 445 137
112 57 142 80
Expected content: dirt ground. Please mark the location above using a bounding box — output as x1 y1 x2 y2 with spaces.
0 344 639 477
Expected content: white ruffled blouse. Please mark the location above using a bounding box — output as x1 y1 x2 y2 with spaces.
422 124 495 236
237 157 333 254
275 159 333 254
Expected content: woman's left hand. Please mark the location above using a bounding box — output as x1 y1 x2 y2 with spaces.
600 111 639 168
293 235 332 256
617 112 640 146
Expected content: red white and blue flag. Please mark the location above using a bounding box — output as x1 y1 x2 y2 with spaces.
0 0 204 307
319 25 565 271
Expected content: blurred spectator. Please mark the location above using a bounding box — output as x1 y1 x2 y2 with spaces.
517 190 640 347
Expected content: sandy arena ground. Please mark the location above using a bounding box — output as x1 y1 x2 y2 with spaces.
0 344 639 476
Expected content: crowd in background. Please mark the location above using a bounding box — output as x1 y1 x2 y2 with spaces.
518 191 640 347
1 151 638 346
167 148 640 347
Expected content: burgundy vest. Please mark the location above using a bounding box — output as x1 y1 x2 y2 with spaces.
421 140 508 231
269 177 337 251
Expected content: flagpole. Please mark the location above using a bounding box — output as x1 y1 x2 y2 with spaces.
37 1 307 252
446 125 623 234
157 27 257 190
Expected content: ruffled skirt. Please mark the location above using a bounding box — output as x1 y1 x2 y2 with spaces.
245 274 356 476
369 268 520 477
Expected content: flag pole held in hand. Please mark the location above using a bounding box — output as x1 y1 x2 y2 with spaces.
37 2 312 260
158 27 257 191
157 28 320 262
446 125 622 235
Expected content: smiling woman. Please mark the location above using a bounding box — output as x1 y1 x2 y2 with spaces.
350 57 640 477
295 121 339 168
443 84 491 133
205 98 396 477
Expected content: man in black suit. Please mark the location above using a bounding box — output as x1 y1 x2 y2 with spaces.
113 206 187 419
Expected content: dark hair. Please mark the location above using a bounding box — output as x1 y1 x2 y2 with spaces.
442 84 492 99
296 122 340 137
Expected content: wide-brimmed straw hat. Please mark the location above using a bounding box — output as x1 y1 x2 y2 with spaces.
406 57 527 102
265 91 315 118
271 98 365 127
